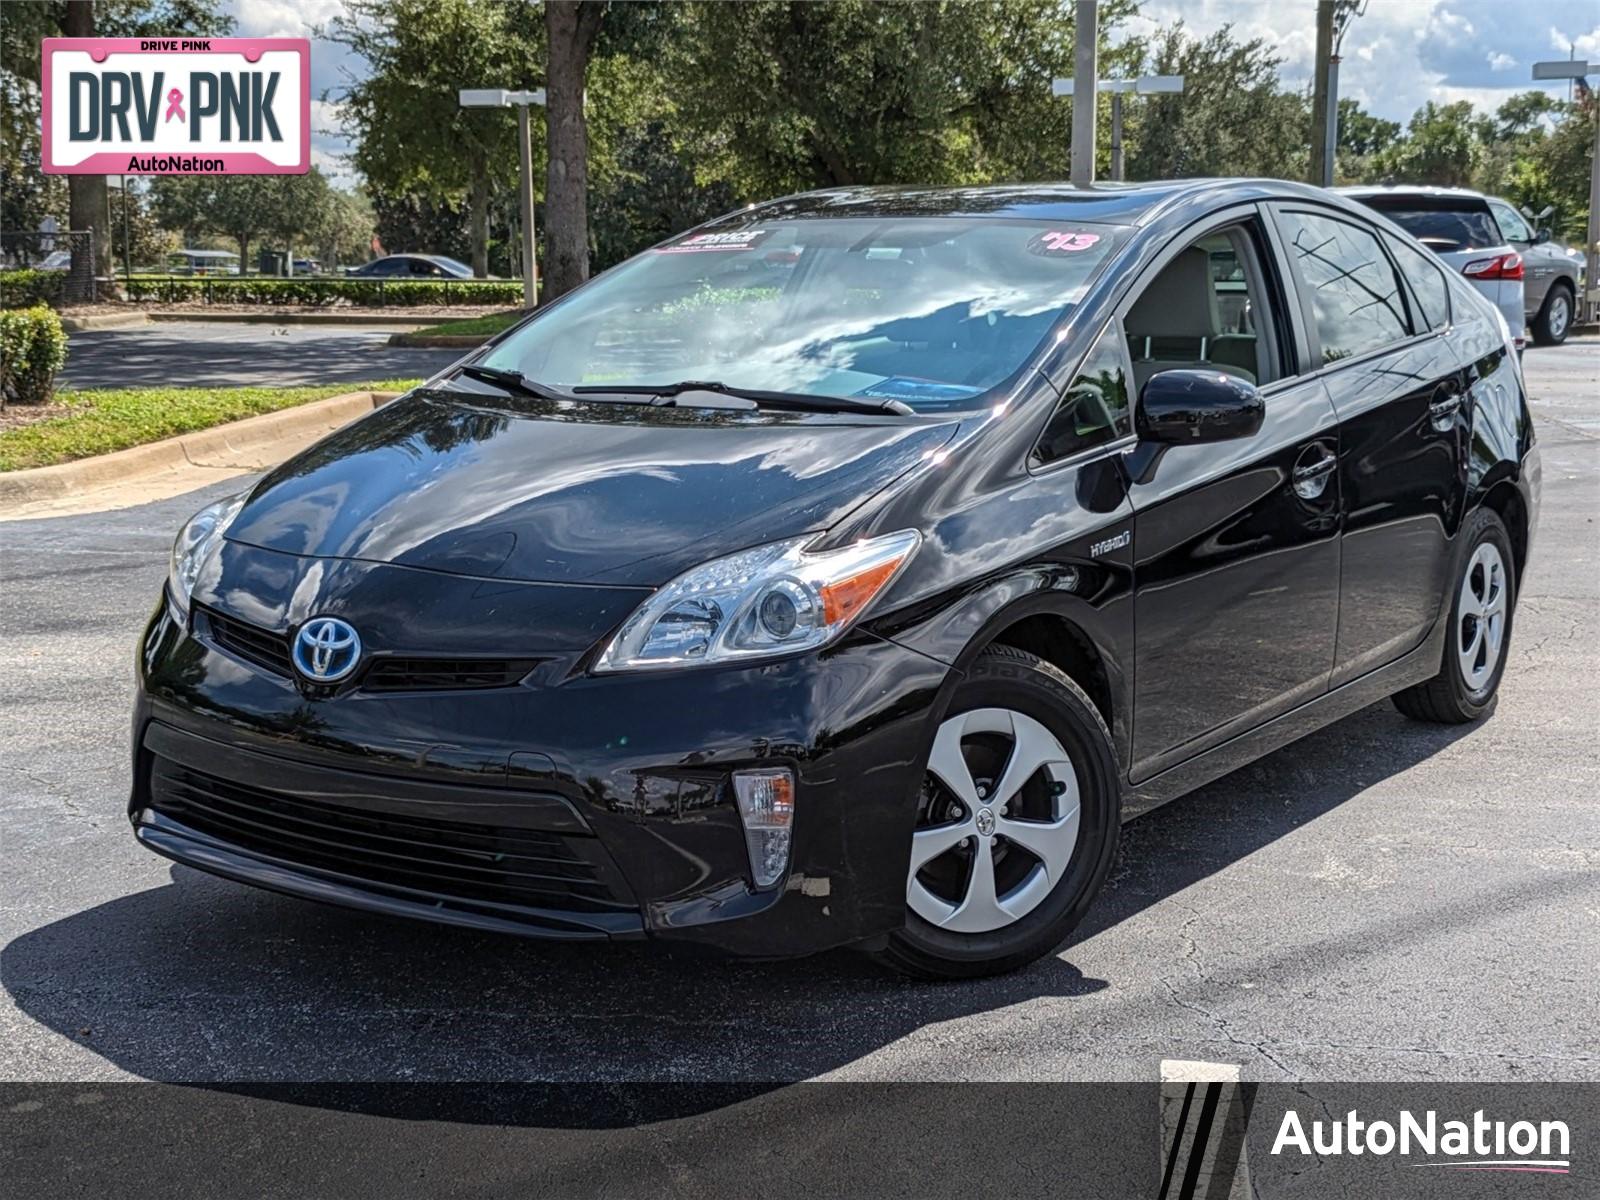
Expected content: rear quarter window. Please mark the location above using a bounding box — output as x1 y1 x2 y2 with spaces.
1382 233 1451 332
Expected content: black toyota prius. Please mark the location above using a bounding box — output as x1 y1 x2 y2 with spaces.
131 180 1539 978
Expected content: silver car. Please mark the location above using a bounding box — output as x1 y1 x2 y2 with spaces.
1484 196 1584 345
1339 186 1526 350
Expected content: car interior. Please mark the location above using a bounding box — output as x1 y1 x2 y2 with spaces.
1122 230 1270 390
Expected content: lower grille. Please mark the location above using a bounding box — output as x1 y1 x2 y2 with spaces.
147 757 632 915
363 658 537 692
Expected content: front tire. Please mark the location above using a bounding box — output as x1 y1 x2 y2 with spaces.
1531 283 1573 347
1392 508 1515 724
875 646 1120 980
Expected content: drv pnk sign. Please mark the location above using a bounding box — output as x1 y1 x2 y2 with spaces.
42 38 309 175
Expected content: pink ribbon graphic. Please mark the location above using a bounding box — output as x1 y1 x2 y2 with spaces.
164 88 185 123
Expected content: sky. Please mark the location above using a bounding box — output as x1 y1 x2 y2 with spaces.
224 0 1600 188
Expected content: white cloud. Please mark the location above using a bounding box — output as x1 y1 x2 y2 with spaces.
1117 1 1598 123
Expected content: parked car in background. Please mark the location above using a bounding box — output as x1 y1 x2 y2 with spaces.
134 179 1537 978
1339 186 1526 351
1481 196 1583 346
35 250 72 271
345 254 477 279
166 249 242 276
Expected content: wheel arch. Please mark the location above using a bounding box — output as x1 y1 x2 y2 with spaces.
894 574 1133 774
1478 477 1530 589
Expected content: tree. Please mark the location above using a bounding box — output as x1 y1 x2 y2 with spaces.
664 0 1132 198
151 170 337 269
544 1 606 301
1369 101 1480 187
309 189 376 270
327 0 541 277
1125 23 1308 182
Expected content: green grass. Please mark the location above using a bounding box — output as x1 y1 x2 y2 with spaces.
408 310 524 338
0 379 422 472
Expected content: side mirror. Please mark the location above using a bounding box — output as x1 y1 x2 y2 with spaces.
1534 227 1552 245
1124 369 1265 484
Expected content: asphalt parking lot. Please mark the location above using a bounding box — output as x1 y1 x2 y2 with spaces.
59 321 466 389
1 340 1595 1084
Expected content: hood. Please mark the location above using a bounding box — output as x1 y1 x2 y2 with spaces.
227 389 960 587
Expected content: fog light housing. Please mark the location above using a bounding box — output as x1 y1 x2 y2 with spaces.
732 769 794 889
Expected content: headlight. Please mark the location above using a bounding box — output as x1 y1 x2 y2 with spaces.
166 491 248 621
595 529 921 672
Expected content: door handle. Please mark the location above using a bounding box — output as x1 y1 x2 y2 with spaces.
1291 450 1337 501
1429 392 1463 429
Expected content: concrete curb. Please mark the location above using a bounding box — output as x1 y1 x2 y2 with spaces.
144 311 449 327
60 312 152 332
386 332 490 348
0 389 400 514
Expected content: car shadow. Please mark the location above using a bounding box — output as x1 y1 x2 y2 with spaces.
1 698 1478 1100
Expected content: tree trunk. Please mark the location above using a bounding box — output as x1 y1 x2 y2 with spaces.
238 236 250 272
64 0 111 286
544 1 604 302
469 158 490 277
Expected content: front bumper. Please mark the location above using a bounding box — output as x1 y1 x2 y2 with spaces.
131 569 950 957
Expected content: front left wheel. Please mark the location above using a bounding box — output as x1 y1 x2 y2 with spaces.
874 646 1120 980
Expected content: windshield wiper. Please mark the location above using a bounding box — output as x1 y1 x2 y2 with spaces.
571 379 912 416
456 364 572 402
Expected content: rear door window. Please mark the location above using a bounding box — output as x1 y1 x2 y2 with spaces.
1277 210 1412 364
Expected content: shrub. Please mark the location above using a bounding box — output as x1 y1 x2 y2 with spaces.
0 268 66 309
121 276 524 307
0 305 70 406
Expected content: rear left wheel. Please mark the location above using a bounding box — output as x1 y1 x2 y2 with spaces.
875 646 1120 980
1392 508 1515 724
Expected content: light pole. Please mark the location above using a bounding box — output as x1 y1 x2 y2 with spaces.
1068 0 1098 185
1532 60 1599 323
460 87 546 310
1052 75 1184 182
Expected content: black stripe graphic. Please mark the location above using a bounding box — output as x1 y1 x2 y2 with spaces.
1158 1082 1197 1200
1177 1082 1223 1200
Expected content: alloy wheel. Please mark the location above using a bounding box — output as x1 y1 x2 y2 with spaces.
1548 293 1570 340
908 706 1081 933
1457 542 1507 692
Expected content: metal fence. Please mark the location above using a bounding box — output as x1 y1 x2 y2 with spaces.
1 229 97 304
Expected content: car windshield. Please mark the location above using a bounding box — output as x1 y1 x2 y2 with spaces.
481 217 1123 410
1358 197 1501 253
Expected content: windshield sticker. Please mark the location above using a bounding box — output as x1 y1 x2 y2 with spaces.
856 377 983 402
659 230 772 254
1028 230 1102 257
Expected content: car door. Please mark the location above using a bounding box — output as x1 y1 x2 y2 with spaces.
1121 207 1343 782
1269 204 1469 690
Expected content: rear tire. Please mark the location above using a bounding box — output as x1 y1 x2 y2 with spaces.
1392 508 1515 724
875 645 1120 980
1531 283 1573 347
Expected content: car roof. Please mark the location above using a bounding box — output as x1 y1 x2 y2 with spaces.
1336 184 1491 201
730 178 1348 228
